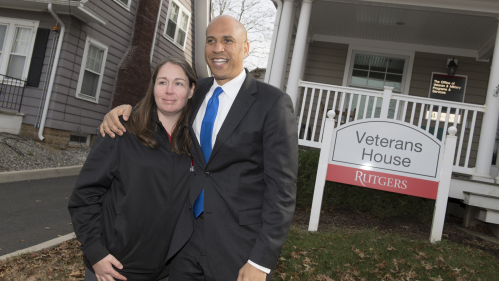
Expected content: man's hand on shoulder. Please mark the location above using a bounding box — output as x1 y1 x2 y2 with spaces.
237 262 267 281
99 104 133 138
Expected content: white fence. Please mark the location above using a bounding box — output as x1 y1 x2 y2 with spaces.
297 80 486 175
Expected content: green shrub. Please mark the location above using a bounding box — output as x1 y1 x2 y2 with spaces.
296 148 434 223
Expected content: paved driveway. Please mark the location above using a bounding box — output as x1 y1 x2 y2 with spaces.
0 176 77 255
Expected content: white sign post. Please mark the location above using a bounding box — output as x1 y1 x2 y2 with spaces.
309 110 458 243
309 111 336 231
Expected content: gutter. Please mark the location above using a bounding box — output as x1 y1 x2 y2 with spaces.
150 0 165 63
264 0 282 83
38 3 65 141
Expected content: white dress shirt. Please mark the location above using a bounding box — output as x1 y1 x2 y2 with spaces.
192 69 271 274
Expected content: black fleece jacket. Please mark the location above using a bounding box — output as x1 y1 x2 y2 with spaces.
68 116 193 280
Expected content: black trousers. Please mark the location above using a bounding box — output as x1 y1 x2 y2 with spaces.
169 214 216 281
169 213 273 281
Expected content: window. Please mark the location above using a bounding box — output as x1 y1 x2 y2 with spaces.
343 48 413 120
0 17 39 81
348 52 408 93
76 37 108 103
113 0 131 11
164 0 191 49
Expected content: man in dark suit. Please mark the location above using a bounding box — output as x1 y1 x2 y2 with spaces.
100 15 297 281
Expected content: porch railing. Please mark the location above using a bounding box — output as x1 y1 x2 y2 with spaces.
0 74 26 112
297 80 486 175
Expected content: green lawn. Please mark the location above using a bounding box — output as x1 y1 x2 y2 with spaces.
273 227 498 281
1 227 497 280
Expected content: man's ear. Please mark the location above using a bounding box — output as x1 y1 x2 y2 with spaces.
244 41 250 58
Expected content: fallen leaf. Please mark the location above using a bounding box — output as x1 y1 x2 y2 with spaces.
316 274 334 281
45 227 51 230
387 245 396 251
35 200 41 202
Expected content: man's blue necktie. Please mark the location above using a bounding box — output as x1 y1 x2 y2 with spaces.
193 86 223 218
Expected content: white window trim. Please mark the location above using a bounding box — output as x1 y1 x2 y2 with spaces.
76 37 108 104
163 0 191 50
0 17 39 82
343 45 415 95
113 0 131 11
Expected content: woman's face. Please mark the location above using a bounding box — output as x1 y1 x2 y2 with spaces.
154 62 194 118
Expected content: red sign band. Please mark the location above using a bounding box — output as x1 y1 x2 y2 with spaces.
326 164 438 199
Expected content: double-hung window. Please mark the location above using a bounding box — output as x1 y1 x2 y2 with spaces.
348 52 408 93
0 17 39 82
346 50 411 119
164 0 191 49
76 37 108 103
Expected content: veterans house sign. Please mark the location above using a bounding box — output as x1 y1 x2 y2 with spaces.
327 120 442 199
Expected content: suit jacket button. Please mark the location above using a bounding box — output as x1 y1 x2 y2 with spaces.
189 206 192 210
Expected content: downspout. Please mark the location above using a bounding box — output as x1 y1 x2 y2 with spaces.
38 3 65 140
264 0 282 83
150 0 164 63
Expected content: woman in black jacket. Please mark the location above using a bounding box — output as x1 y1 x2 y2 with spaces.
68 56 196 281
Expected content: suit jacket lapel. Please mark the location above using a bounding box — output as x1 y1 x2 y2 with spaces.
189 78 214 169
208 71 257 163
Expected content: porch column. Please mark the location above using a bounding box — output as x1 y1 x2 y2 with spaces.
285 0 313 110
268 0 295 89
473 20 499 183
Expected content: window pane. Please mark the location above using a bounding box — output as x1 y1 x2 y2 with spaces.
176 29 186 46
169 2 179 22
7 55 26 79
387 58 405 74
179 12 189 31
353 54 370 70
370 56 387 72
166 20 176 38
351 70 368 86
85 44 104 74
367 72 385 88
0 25 7 52
11 27 31 55
81 70 99 97
385 74 402 91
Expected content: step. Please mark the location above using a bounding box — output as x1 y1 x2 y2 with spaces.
463 192 499 212
476 209 499 224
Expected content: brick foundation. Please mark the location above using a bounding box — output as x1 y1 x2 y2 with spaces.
20 124 71 149
111 0 161 108
20 124 97 149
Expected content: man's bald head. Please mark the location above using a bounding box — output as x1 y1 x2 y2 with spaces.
205 15 250 85
207 15 247 41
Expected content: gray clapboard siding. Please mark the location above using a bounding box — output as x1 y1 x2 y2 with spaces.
152 0 195 68
34 0 138 135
